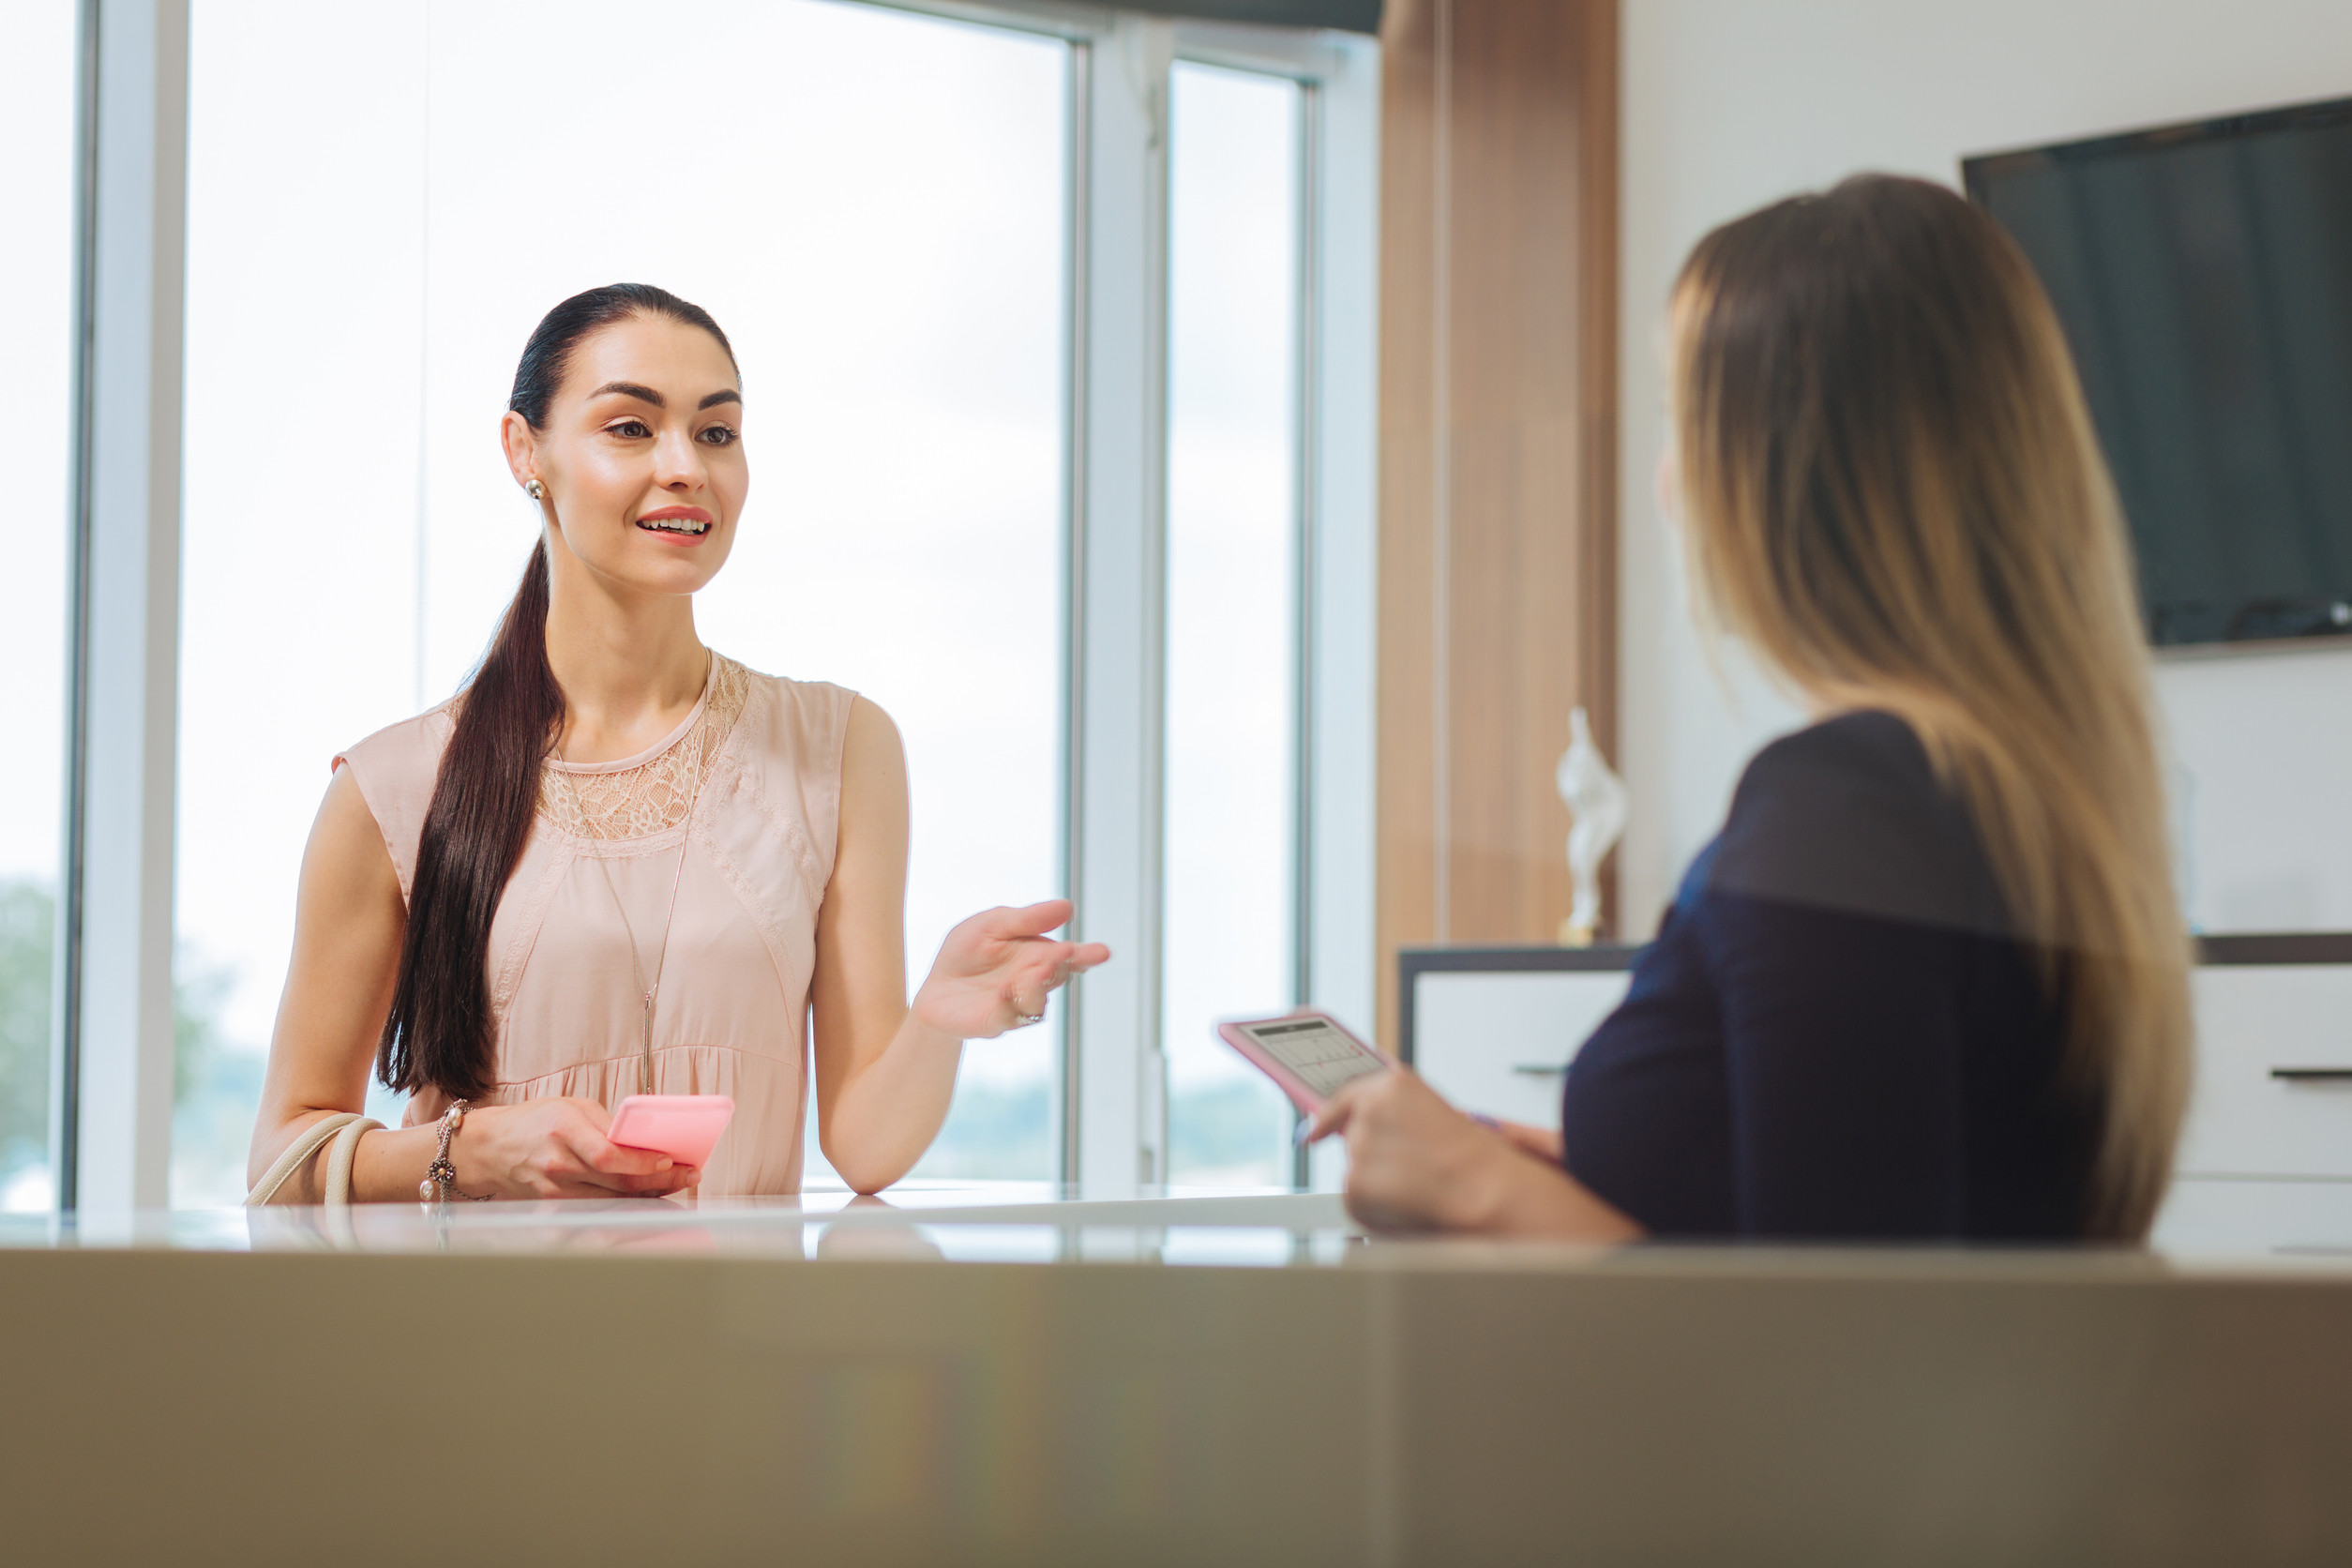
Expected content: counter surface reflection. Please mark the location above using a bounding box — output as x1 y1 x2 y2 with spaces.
0 1184 1356 1262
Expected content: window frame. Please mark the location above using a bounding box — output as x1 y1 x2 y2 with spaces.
1162 17 1379 1194
53 0 1379 1210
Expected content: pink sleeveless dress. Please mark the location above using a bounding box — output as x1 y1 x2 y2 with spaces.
335 655 852 1196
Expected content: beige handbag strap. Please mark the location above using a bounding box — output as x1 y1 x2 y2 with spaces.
244 1112 384 1207
321 1115 375 1208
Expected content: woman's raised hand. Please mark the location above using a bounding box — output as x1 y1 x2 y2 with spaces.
912 898 1111 1040
451 1095 700 1199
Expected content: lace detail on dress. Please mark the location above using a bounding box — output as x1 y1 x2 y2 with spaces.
537 655 752 840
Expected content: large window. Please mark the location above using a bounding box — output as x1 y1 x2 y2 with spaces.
1161 63 1306 1185
57 2 1375 1209
173 0 1068 1201
0 2 77 1214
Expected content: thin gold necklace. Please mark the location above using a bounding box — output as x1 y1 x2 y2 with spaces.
552 655 715 1095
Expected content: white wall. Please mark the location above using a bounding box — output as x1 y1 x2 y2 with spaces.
1618 0 2352 938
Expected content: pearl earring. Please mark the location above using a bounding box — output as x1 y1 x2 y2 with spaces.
524 479 546 501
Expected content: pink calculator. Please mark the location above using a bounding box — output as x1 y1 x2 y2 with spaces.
607 1093 734 1169
1215 1010 1392 1115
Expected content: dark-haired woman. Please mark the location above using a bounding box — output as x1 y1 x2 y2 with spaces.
248 285 1106 1201
1308 175 2192 1243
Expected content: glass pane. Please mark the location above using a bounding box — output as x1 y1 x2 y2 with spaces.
1162 65 1304 1187
175 0 1068 1203
176 5 430 1205
0 2 77 1214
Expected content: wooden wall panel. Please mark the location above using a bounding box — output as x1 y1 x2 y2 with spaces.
1375 0 1620 1051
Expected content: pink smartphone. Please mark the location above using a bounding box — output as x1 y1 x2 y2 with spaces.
607 1093 734 1169
1215 1010 1391 1115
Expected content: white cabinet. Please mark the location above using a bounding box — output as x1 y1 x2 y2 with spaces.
2176 963 2352 1181
2158 946 2352 1257
1402 952 1636 1127
2153 1177 2352 1256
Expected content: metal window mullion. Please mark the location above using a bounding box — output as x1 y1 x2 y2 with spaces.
58 0 190 1216
1068 14 1175 1199
52 0 106 1214
1288 78 1322 1188
1055 37 1092 1188
1135 26 1175 1197
1138 39 1171 1194
1302 32 1380 1193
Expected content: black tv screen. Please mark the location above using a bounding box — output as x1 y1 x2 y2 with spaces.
1965 97 2352 647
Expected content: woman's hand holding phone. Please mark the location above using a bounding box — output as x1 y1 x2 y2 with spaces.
1304 1069 1524 1231
1305 1072 1640 1241
1490 1120 1564 1164
451 1096 700 1199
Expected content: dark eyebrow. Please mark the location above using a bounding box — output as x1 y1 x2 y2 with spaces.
585 382 741 413
589 381 664 407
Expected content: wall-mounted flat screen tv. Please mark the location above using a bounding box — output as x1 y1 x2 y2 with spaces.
1966 97 2352 648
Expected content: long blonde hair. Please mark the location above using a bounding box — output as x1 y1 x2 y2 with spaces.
1668 174 2191 1240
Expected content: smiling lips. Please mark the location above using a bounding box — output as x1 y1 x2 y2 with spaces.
637 507 714 538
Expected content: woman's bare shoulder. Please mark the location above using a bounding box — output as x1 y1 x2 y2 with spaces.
304 764 403 913
838 695 908 812
328 701 453 901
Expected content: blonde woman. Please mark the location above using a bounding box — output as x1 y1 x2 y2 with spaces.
1310 175 2191 1243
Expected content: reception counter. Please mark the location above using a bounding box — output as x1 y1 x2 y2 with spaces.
6 1188 2350 1564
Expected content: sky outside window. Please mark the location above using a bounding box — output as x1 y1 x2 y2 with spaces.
0 1 75 1214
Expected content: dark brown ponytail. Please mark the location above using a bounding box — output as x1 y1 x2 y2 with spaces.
377 283 737 1098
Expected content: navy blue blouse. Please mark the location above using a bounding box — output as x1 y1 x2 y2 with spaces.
1560 711 2099 1241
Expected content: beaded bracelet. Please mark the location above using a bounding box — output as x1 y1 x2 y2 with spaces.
420 1099 489 1203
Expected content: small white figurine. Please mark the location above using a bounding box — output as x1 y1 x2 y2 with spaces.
1556 706 1628 947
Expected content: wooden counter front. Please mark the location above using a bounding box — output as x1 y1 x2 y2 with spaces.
4 1199 2349 1564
